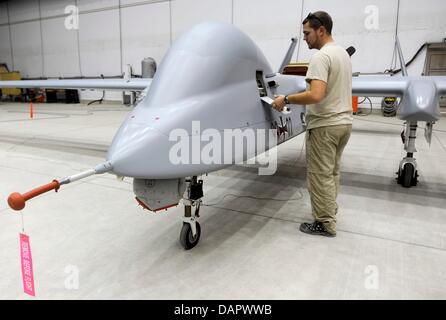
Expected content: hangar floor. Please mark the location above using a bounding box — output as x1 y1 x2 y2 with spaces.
0 102 445 299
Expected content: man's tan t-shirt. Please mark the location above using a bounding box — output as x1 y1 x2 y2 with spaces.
305 42 353 130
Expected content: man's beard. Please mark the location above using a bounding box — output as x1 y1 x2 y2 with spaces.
308 40 320 50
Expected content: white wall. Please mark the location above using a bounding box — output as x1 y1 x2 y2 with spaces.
1 0 445 101
41 17 79 77
8 0 40 23
171 0 232 40
78 9 121 76
10 21 43 78
121 1 170 76
0 26 13 70
40 0 75 18
234 0 301 70
0 1 9 25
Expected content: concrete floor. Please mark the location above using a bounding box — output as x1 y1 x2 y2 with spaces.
0 102 446 299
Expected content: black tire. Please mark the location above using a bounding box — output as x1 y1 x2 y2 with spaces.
402 163 414 188
397 168 403 185
180 222 201 250
412 171 418 186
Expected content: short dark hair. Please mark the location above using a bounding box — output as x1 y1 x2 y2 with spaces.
302 11 333 35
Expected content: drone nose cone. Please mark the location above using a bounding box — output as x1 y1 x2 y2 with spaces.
107 121 167 178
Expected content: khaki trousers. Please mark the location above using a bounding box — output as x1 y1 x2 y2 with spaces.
305 124 352 234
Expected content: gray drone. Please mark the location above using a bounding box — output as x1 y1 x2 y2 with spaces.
3 22 445 249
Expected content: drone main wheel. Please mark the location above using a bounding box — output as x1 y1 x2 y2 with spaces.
400 163 417 188
180 222 201 250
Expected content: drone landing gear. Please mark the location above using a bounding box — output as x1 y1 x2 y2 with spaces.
180 176 203 250
397 121 418 188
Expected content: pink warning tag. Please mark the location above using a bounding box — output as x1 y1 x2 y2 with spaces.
19 233 35 297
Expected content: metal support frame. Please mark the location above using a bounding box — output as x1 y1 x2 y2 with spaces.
400 121 418 177
182 177 202 237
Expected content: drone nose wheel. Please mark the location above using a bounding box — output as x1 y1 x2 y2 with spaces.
180 221 201 250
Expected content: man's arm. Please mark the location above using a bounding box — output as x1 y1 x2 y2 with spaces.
272 79 327 111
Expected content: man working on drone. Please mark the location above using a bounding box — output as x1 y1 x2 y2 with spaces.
273 11 353 237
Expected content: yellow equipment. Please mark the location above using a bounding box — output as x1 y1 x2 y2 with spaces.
0 71 22 96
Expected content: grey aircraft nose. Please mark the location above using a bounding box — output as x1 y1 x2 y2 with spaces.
107 120 169 178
